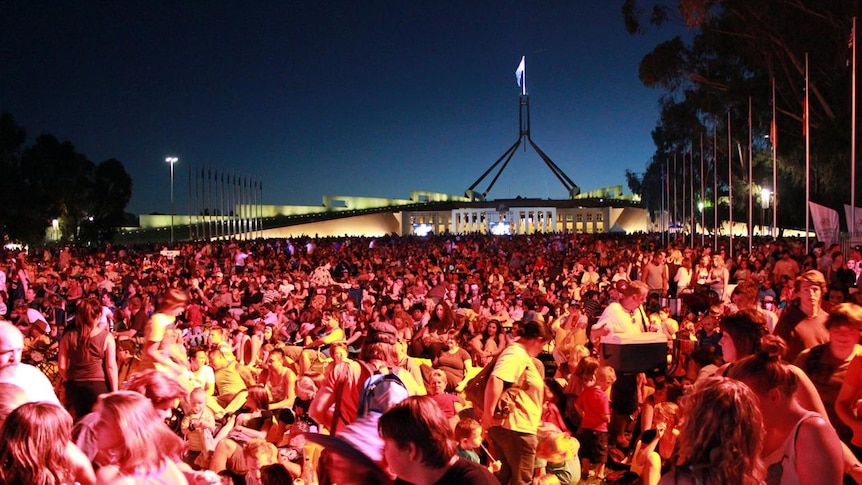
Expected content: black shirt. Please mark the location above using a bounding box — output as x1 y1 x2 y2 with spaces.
394 458 497 485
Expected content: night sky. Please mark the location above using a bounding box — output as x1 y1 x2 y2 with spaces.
1 1 679 215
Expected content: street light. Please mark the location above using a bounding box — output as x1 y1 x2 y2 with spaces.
166 156 178 243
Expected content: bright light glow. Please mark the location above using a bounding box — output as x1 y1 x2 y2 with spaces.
413 223 433 236
52 219 59 229
697 201 704 211
761 188 771 209
491 221 511 236
165 156 178 164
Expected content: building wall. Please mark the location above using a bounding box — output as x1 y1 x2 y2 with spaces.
255 212 402 239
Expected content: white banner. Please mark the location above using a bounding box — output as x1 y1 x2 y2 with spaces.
844 204 862 236
809 202 840 246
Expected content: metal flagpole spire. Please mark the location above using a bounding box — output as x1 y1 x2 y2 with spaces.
728 111 733 260
748 96 753 252
701 132 705 247
772 77 778 239
806 53 811 254
852 17 857 236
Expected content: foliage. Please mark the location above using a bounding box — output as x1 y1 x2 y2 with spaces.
621 0 860 230
0 113 132 245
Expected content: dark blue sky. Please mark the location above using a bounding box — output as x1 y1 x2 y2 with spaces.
1 1 678 215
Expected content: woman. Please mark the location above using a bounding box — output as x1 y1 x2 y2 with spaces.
480 319 552 485
412 301 455 359
469 319 507 366
709 255 729 301
673 257 692 295
729 339 844 485
58 296 119 419
93 391 189 484
426 368 464 427
631 402 680 485
138 288 189 378
693 255 712 288
425 330 472 391
659 378 764 485
0 402 96 485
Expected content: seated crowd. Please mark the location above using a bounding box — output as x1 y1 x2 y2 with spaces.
1 234 862 484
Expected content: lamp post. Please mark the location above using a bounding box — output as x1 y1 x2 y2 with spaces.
166 157 178 243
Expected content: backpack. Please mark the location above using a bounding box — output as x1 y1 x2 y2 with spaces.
356 361 409 417
329 360 409 433
463 354 501 413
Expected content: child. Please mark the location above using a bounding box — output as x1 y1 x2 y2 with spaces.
454 417 501 473
535 423 580 485
182 387 217 469
575 365 615 480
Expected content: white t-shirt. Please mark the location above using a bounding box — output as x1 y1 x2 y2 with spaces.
6 363 61 406
592 302 646 336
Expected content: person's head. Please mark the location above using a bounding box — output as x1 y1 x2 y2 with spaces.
575 356 600 385
359 322 399 368
75 296 102 329
267 347 286 372
731 280 759 310
794 270 826 312
243 438 278 483
719 309 767 363
123 369 188 413
0 321 24 380
158 288 188 316
453 417 483 451
675 377 764 485
595 365 616 390
259 463 292 485
514 319 553 357
379 396 456 475
728 336 797 404
825 303 862 352
427 369 448 396
208 348 229 370
620 280 649 310
330 341 349 363
653 401 681 430
0 382 26 425
0 402 74 485
189 387 207 414
94 390 185 471
245 384 270 411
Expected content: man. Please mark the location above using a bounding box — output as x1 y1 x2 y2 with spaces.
774 270 830 362
207 348 250 417
12 299 50 337
242 438 279 485
261 347 297 410
590 280 650 449
379 396 497 484
641 251 668 297
729 280 779 333
0 320 60 404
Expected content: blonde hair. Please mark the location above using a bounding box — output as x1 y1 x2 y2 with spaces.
95 391 185 473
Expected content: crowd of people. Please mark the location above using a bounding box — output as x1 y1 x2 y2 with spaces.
1 233 862 484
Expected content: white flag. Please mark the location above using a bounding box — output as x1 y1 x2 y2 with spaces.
515 56 525 90
845 204 862 236
809 201 840 246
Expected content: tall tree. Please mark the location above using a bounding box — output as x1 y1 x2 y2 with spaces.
622 0 860 230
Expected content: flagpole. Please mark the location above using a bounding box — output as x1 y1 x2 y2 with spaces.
728 111 733 260
853 16 857 236
701 132 705 247
674 153 678 235
748 96 753 252
772 77 778 239
806 53 811 254
713 123 718 249
690 144 695 248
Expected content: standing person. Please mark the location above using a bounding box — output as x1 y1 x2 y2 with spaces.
58 296 119 420
590 280 649 448
139 288 189 378
641 252 668 297
729 340 844 485
796 302 862 447
379 396 498 485
478 319 552 485
773 270 830 363
0 402 96 485
659 378 764 485
673 257 692 296
574 365 616 480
